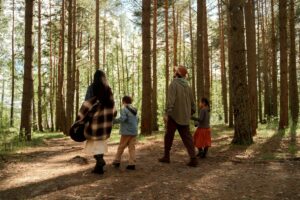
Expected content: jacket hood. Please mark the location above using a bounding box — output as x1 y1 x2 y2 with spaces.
174 77 189 87
126 105 138 116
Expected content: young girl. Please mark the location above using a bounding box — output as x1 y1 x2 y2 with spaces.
192 98 211 158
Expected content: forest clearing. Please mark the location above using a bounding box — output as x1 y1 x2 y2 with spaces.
0 0 300 199
0 125 299 200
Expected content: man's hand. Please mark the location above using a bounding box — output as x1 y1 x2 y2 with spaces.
163 115 168 124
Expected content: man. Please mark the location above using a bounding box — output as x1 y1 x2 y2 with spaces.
159 65 197 167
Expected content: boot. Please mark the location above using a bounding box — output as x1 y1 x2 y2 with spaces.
126 165 136 170
200 147 208 159
92 154 106 174
187 157 198 167
158 152 170 163
197 148 204 157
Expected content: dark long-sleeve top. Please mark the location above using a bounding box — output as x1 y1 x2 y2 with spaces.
191 107 210 128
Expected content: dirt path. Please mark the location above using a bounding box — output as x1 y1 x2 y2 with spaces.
0 130 299 200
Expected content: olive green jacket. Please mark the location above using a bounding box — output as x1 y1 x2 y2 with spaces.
166 78 196 125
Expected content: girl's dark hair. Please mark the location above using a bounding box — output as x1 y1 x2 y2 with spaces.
122 96 132 104
201 97 210 112
92 70 114 108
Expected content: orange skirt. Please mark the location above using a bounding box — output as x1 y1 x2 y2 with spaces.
193 128 211 148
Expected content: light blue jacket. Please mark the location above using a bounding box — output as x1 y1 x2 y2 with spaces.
114 105 138 136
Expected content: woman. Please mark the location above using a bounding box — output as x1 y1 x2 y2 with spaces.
84 70 116 174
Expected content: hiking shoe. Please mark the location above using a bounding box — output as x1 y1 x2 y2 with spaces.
126 165 136 170
158 156 170 163
112 162 120 168
187 158 198 167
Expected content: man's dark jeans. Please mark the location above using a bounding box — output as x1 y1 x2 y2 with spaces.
164 117 196 158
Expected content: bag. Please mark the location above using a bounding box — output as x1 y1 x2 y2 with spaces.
69 101 100 142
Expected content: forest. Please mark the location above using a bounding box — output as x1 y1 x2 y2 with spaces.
0 0 299 199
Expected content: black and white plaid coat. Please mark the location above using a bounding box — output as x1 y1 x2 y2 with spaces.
76 96 117 141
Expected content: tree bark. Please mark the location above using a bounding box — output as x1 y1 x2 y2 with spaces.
226 0 234 127
189 0 195 97
197 0 204 104
172 2 177 66
10 0 15 127
95 0 100 70
218 0 228 124
245 0 257 134
20 0 35 140
49 0 54 131
56 0 66 133
203 0 210 99
261 1 271 119
72 0 76 120
289 0 299 125
152 0 159 131
270 0 278 117
256 0 263 123
229 0 253 145
165 0 169 104
37 0 43 132
141 0 152 135
66 0 73 133
278 0 289 129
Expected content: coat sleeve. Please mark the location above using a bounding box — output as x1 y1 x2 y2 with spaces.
166 82 176 116
114 108 128 124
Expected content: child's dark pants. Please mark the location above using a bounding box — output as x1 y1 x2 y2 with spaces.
164 117 196 158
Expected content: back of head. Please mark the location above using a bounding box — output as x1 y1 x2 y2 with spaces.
92 70 114 107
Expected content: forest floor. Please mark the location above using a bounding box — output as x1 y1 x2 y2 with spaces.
0 125 299 200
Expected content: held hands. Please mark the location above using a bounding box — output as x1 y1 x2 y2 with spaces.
163 115 168 124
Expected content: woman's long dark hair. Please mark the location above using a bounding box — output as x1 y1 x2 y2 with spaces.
92 70 114 108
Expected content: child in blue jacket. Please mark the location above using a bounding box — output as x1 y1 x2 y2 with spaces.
112 96 138 170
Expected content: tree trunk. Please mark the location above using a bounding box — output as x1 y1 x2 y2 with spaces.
256 0 263 123
95 0 100 70
20 0 35 140
261 1 271 119
245 0 257 135
226 0 234 127
270 0 278 117
218 0 228 124
203 0 210 99
172 2 177 66
152 0 159 131
56 0 66 133
165 0 169 105
1 78 5 127
278 0 288 129
197 0 204 104
229 0 253 145
189 0 195 97
10 0 15 127
289 0 299 125
72 0 76 121
49 0 54 131
103 12 106 71
141 0 152 135
66 0 73 133
37 0 43 132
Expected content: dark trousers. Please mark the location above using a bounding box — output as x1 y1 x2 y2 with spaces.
164 117 196 158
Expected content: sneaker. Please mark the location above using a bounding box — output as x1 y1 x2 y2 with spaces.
126 165 136 170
